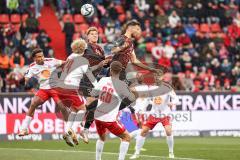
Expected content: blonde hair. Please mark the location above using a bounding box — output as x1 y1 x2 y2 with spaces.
71 38 87 54
86 26 98 35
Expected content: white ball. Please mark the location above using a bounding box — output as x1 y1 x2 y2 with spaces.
81 4 94 17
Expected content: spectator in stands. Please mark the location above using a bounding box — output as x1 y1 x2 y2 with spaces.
135 0 149 11
9 51 25 69
6 0 19 14
0 51 9 81
26 13 39 33
42 42 54 57
168 10 181 28
37 30 51 49
4 41 16 56
105 21 116 42
63 17 75 55
34 0 44 18
182 70 194 91
221 58 232 76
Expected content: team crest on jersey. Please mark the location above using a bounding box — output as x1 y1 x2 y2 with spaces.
40 69 51 78
153 96 162 105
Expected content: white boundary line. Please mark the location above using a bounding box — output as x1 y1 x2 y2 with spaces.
0 147 206 160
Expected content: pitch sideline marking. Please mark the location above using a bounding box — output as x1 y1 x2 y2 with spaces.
0 147 206 160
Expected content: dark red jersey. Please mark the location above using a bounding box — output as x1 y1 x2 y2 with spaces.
112 35 134 68
83 43 105 67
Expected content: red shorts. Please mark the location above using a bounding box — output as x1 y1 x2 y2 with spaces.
35 89 61 103
143 115 171 130
95 119 126 136
54 88 86 109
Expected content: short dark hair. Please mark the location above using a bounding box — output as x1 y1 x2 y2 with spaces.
31 48 43 58
110 61 123 74
122 20 140 34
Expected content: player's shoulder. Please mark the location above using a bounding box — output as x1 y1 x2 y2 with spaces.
44 58 55 61
29 62 36 68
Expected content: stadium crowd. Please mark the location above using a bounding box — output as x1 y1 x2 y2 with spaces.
0 0 240 92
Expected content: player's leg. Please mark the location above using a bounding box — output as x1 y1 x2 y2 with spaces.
18 90 48 136
95 120 107 160
64 92 87 145
118 131 131 160
82 97 98 143
162 116 174 158
131 115 158 159
84 98 98 129
130 126 150 159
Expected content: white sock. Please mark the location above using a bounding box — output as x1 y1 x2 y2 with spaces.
166 135 174 153
118 141 129 160
65 112 77 133
96 139 104 160
71 110 86 133
135 136 146 155
22 116 32 130
130 129 140 139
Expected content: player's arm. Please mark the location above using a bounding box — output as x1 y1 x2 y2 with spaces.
91 59 109 71
168 90 179 110
85 67 98 87
120 83 137 102
130 50 162 74
111 37 129 54
24 68 34 86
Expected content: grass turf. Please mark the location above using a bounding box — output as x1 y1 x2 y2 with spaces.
0 137 239 160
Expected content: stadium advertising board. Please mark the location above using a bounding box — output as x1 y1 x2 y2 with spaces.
0 92 239 140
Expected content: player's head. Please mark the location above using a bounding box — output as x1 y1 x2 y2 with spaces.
122 20 141 39
71 38 87 55
86 27 98 43
31 48 44 65
110 61 123 76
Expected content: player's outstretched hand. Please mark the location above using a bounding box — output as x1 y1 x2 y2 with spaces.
98 59 110 68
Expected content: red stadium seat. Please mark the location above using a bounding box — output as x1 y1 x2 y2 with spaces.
73 33 81 40
11 14 21 23
21 14 29 22
146 42 155 53
13 24 21 31
63 14 73 23
210 23 221 33
200 23 210 33
192 23 199 31
115 5 124 14
79 23 89 33
0 14 9 23
74 14 85 24
74 24 81 33
118 14 126 23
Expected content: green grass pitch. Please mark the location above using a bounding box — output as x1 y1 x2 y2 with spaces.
0 137 240 160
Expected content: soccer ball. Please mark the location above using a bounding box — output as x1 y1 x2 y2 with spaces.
81 4 94 17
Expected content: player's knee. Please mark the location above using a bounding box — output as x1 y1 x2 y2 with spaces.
99 135 106 141
122 133 131 142
165 127 172 136
140 127 149 137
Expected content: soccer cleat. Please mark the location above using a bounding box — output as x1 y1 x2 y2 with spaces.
80 129 89 144
141 148 147 151
68 129 79 145
18 129 29 137
63 133 74 147
129 154 140 159
169 152 175 158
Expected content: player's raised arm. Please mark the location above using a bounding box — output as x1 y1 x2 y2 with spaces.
130 49 162 74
